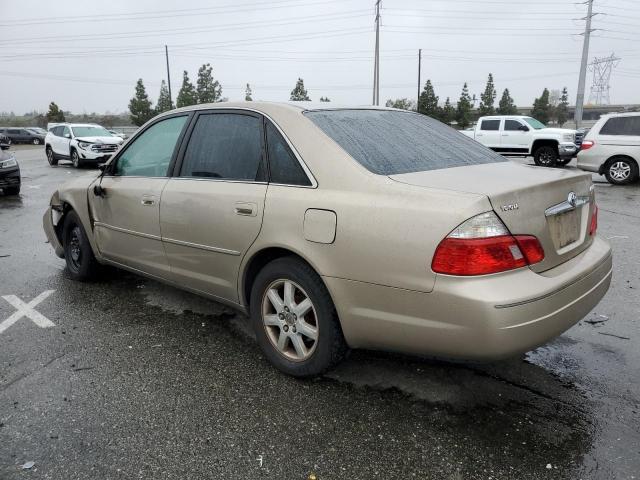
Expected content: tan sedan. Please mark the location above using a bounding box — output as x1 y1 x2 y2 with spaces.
43 103 612 376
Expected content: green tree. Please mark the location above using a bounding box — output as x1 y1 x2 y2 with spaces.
417 80 441 119
128 79 154 127
531 88 552 124
176 71 198 108
555 87 569 126
290 78 310 101
196 63 222 104
497 88 518 115
479 73 497 116
46 102 65 123
456 83 473 129
442 97 455 125
385 98 414 110
156 80 173 113
320 96 331 102
245 83 253 101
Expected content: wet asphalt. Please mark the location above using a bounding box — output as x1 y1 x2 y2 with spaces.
0 145 638 480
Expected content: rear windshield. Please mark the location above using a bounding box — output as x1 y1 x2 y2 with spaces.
304 109 505 175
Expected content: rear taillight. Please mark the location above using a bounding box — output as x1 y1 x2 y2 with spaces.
589 204 598 236
580 140 595 151
431 212 545 276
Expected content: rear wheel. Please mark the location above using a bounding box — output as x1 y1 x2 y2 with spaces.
604 157 639 185
62 211 99 281
71 149 82 168
32 138 41 145
250 257 348 377
46 146 58 166
533 145 558 167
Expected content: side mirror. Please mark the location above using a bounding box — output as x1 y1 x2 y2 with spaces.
98 164 107 173
519 125 529 132
93 184 106 197
64 133 71 139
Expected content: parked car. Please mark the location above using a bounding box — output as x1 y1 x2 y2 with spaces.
461 116 578 167
45 123 124 168
42 103 611 377
0 139 20 195
26 127 48 136
0 127 46 145
577 112 640 185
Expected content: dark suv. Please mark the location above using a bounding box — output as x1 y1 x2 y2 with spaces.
0 135 20 195
0 127 46 145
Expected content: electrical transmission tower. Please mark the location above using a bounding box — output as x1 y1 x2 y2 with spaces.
587 54 620 105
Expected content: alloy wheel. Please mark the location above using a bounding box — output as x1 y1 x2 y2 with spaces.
47 148 53 164
262 279 318 362
72 151 79 168
609 161 631 181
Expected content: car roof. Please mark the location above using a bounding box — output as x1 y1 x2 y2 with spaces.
599 111 640 119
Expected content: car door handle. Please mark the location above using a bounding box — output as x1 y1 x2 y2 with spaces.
235 202 257 216
141 195 156 206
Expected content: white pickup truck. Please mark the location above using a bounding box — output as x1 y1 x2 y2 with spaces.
461 115 578 167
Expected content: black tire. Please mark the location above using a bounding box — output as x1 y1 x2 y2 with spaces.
32 138 41 145
46 146 58 166
250 257 348 377
4 185 20 195
62 211 100 281
533 145 558 167
556 158 572 167
604 156 639 185
70 149 82 168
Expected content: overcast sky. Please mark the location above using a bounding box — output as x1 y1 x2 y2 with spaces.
1 0 639 114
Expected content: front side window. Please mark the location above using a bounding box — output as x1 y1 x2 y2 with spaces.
600 116 640 136
480 119 500 131
305 109 505 175
266 122 311 186
180 113 264 181
114 115 187 177
504 120 524 131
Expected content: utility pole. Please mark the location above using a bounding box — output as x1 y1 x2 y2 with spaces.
165 45 173 108
575 0 594 129
417 49 422 111
372 0 381 105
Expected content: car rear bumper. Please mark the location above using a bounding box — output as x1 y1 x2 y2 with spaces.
577 149 604 173
43 207 65 258
325 236 612 360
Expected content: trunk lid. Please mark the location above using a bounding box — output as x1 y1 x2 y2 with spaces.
390 162 595 272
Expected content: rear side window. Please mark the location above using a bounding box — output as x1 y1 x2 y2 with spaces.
599 116 640 136
266 122 311 186
304 110 505 175
480 119 500 131
180 113 265 181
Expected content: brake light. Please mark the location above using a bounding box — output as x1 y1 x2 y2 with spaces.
431 212 545 276
589 204 598 235
580 140 595 151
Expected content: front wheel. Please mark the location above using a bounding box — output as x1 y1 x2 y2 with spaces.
250 257 348 377
533 145 558 167
62 211 100 281
71 149 82 168
604 157 639 185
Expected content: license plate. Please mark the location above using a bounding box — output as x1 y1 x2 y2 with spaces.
548 209 580 248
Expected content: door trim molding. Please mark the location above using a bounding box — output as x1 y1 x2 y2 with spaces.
94 221 161 241
162 236 241 256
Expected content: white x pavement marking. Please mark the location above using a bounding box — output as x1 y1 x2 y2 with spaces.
0 290 56 334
